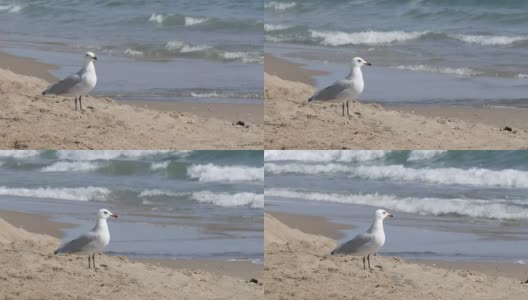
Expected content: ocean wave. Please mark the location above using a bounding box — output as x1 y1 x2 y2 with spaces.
41 161 101 172
0 150 41 158
0 186 111 201
517 73 528 79
184 16 208 26
265 189 528 220
190 92 220 98
165 40 262 63
264 150 389 162
56 150 175 161
165 40 211 53
264 24 291 32
138 189 187 198
0 4 23 13
450 33 528 46
407 150 447 161
191 191 264 208
265 163 528 188
150 161 171 171
124 48 143 56
264 1 297 11
310 30 428 46
395 65 481 77
187 164 264 182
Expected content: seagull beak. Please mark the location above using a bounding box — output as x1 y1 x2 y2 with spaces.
365 62 372 66
387 214 394 218
112 213 118 218
93 57 97 61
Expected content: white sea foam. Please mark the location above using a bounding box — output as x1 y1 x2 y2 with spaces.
264 24 291 32
150 161 171 171
310 30 427 46
187 164 264 182
395 65 481 77
264 150 389 162
148 13 165 24
56 150 174 161
0 186 111 201
41 161 100 172
451 34 527 46
407 150 447 161
191 191 264 208
191 92 220 98
138 189 187 198
222 51 262 64
0 4 23 13
265 189 528 220
124 48 144 56
184 16 208 26
264 1 297 11
516 74 528 79
265 163 528 188
165 40 211 53
0 150 41 158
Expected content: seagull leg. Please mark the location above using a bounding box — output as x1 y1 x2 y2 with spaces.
75 97 78 111
362 256 366 270
92 253 96 270
79 95 83 111
367 254 372 270
346 100 350 116
88 255 91 269
342 102 345 116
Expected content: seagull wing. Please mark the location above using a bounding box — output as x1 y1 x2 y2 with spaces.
331 232 372 255
55 231 97 254
309 80 349 101
43 73 82 95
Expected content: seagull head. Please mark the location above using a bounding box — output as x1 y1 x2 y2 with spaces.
98 208 118 220
375 209 394 221
85 51 97 62
352 57 371 67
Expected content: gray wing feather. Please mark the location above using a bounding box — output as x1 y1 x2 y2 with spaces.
309 81 348 101
331 233 371 255
55 232 96 254
43 73 82 95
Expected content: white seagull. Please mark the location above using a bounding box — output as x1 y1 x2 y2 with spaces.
42 51 98 111
331 209 393 270
308 57 371 116
54 208 118 269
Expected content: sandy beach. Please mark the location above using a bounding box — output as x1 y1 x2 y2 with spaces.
264 55 528 150
0 210 262 300
264 212 528 300
0 52 262 150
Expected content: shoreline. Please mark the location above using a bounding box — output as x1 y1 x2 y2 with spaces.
264 70 528 149
0 209 262 280
265 210 528 281
265 213 528 299
0 49 262 124
264 54 327 86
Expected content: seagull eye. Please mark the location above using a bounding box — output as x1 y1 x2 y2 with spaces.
104 211 107 214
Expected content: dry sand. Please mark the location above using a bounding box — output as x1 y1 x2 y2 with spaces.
0 52 262 149
264 58 528 149
264 212 528 300
0 216 262 300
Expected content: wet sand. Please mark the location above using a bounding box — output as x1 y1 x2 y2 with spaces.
264 212 528 300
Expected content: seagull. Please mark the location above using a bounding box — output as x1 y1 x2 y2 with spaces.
331 209 393 270
308 57 371 116
42 51 98 111
54 208 117 269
